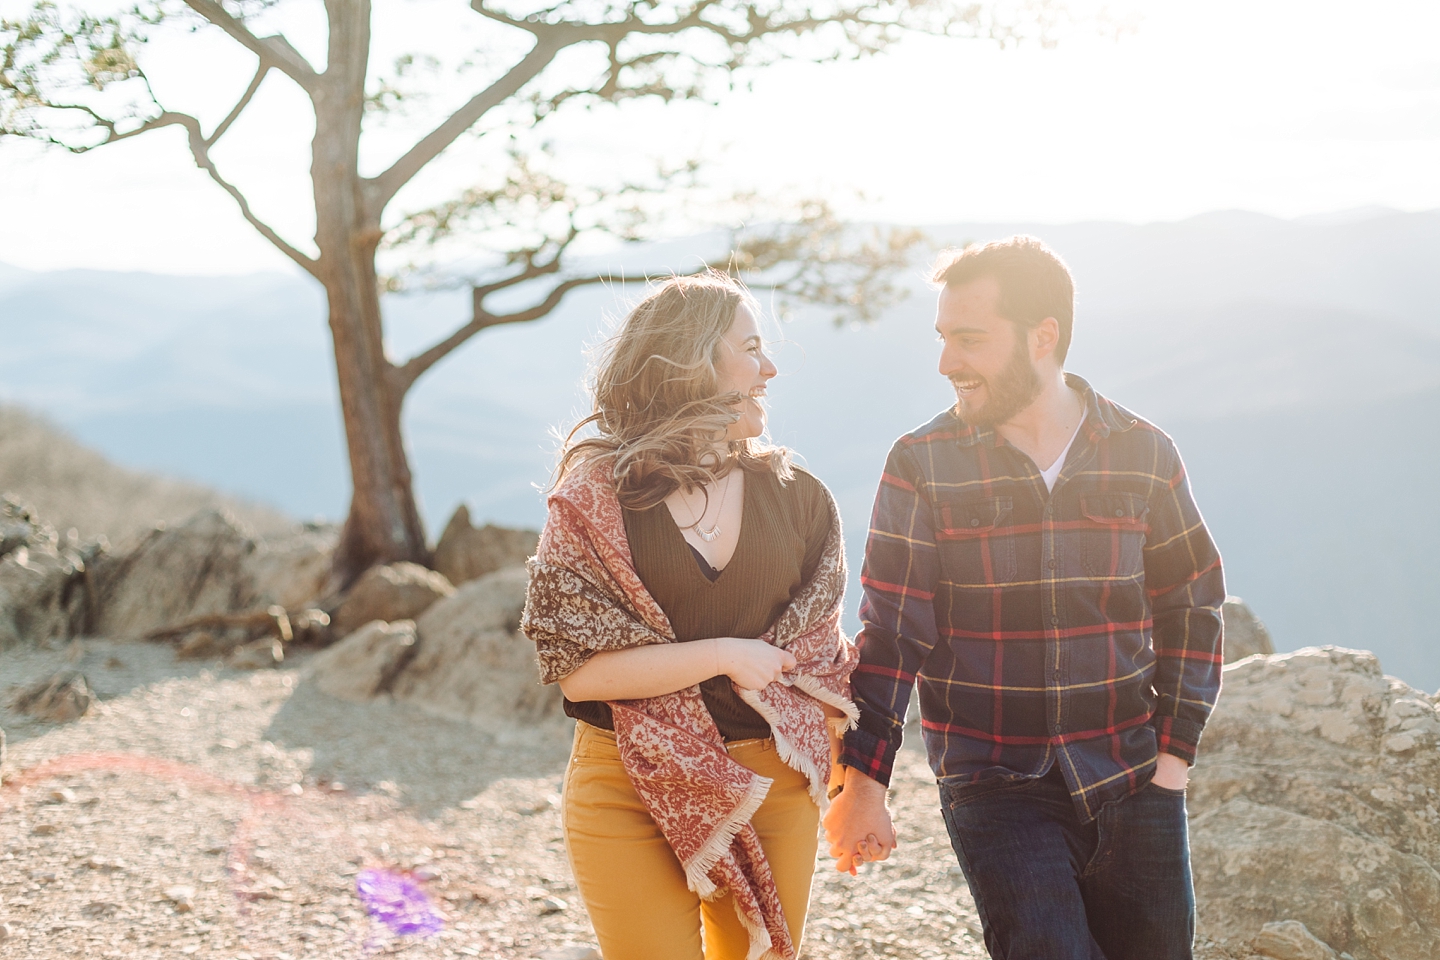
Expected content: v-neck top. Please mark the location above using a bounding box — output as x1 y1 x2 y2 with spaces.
562 463 833 739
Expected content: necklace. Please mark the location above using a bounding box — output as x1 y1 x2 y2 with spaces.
691 471 734 543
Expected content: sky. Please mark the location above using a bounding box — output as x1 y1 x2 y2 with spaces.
1 0 1438 275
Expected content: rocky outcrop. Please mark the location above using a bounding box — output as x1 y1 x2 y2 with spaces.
308 568 560 725
433 505 537 587
390 567 559 724
87 510 334 639
307 619 418 701
329 562 454 639
1222 596 1276 662
0 496 101 649
1189 646 1440 960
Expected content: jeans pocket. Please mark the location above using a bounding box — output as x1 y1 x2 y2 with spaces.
940 775 1035 811
1145 781 1187 798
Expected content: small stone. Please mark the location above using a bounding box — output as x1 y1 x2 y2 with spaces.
538 895 568 915
31 823 58 836
48 787 77 804
0 921 13 941
164 885 196 913
8 670 93 722
411 864 443 882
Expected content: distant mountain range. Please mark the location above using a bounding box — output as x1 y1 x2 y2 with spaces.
3 207 1437 690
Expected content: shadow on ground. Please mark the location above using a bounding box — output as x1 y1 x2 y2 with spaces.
261 669 574 817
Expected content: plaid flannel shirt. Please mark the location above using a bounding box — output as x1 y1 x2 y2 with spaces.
842 374 1224 822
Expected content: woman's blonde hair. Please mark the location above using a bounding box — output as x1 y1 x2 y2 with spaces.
555 270 792 510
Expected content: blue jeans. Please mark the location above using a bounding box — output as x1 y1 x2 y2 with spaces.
939 767 1194 960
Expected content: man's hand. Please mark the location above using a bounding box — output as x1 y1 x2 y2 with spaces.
1152 752 1190 790
822 768 897 875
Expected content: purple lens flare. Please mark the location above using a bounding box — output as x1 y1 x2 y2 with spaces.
355 867 445 938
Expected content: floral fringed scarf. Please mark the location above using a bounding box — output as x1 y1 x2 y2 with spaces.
522 457 858 960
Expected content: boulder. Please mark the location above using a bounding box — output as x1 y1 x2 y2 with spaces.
308 619 418 702
0 496 98 649
243 525 337 611
433 505 537 586
1252 920 1340 960
1223 596 1276 662
387 567 560 724
87 509 256 637
330 562 454 639
1189 646 1440 960
87 510 334 639
9 669 93 723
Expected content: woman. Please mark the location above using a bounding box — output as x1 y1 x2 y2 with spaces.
522 272 859 960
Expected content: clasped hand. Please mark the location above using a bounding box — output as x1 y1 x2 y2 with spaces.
713 637 796 690
822 769 898 875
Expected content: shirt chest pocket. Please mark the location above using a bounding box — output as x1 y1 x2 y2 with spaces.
936 495 1017 584
1079 493 1149 578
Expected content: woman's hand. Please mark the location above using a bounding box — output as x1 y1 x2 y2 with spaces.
714 637 797 690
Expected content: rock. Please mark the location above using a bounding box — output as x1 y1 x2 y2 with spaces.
8 670 93 722
1189 646 1440 960
0 921 12 942
387 568 561 724
308 620 418 702
226 636 284 670
433 505 537 586
163 884 195 913
88 509 334 639
1252 920 1340 960
0 496 99 649
330 562 454 639
537 895 568 915
1223 596 1276 662
88 509 255 637
244 526 336 611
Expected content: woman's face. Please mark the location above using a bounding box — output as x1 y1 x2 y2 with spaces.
713 302 778 441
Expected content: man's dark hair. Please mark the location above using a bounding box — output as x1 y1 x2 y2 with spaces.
931 236 1075 364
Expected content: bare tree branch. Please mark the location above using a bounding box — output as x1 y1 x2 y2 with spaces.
166 110 319 275
181 0 318 90
368 36 566 208
206 60 269 147
392 273 612 391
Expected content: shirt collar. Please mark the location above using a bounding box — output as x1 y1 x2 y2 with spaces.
949 372 1136 448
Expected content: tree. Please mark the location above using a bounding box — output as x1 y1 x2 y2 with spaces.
2 0 1055 585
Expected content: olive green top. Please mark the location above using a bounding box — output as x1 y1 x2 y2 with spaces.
563 462 832 739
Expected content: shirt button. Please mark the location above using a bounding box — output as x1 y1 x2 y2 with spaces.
1050 616 1060 625
1046 559 1057 570
1114 508 1124 517
970 518 980 527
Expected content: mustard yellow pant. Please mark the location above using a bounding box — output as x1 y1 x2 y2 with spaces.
562 721 820 960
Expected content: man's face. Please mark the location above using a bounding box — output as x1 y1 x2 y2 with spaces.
935 276 1041 428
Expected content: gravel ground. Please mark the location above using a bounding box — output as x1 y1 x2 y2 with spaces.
1 640 1225 959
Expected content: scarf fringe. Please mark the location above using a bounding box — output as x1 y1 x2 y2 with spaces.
730 891 785 960
739 681 859 807
682 774 773 899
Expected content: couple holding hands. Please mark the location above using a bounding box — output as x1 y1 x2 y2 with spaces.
522 236 1225 960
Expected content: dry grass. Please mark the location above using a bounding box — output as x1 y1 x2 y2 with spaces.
0 405 290 546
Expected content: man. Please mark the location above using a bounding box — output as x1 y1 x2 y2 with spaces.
824 236 1224 959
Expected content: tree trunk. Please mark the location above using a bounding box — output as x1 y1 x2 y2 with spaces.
314 0 429 588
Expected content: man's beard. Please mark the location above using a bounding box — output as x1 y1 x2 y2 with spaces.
952 338 1042 428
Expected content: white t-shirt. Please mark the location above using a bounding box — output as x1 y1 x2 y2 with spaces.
1040 418 1085 492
